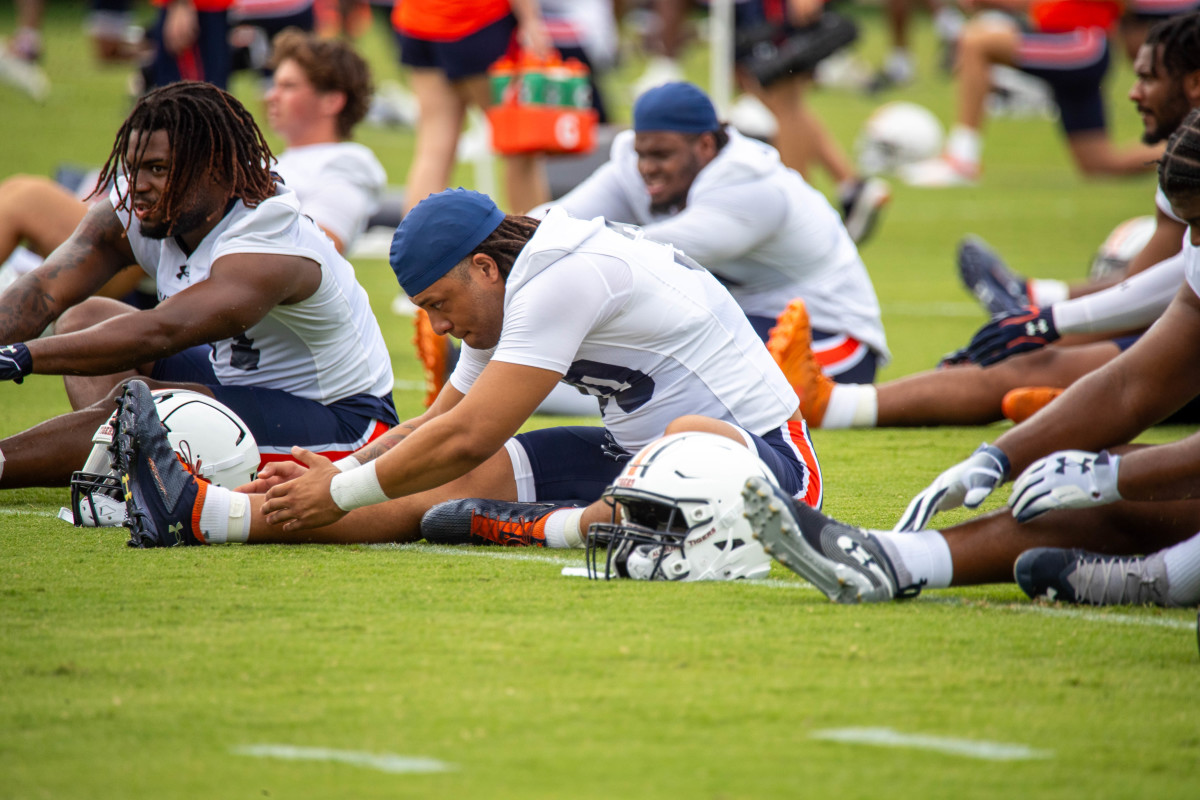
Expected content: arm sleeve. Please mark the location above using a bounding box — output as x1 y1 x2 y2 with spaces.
640 183 786 267
1052 251 1187 335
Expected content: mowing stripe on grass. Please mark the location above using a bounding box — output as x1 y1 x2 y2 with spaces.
925 596 1197 630
811 727 1052 761
232 745 453 774
882 301 984 318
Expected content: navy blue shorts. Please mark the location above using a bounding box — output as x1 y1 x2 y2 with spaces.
511 421 823 508
1016 27 1110 134
149 8 231 90
150 345 398 462
396 14 516 81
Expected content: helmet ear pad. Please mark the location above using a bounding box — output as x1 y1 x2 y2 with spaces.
586 432 779 582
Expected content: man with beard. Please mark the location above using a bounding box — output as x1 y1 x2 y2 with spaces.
0 81 397 489
769 12 1200 431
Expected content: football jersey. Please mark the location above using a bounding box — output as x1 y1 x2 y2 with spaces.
1183 238 1200 298
109 179 393 404
448 209 799 453
544 127 889 363
274 142 386 252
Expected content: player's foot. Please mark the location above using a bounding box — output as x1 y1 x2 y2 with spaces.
957 235 1031 316
421 499 566 546
112 379 208 548
741 476 913 603
898 155 978 188
1015 548 1174 607
767 299 833 426
1001 386 1063 424
0 41 49 102
414 308 458 409
840 177 891 245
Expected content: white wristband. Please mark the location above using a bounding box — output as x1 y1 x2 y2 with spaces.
333 455 361 473
329 461 390 512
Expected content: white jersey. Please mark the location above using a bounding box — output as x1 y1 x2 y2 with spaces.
110 179 393 404
1182 237 1200 298
448 209 798 453
274 142 386 251
1157 184 1188 225
544 127 889 363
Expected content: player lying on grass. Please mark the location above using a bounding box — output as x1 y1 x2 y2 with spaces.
100 188 823 547
0 81 397 490
734 106 1200 608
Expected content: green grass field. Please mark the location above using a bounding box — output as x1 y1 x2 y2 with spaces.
2 3 1198 798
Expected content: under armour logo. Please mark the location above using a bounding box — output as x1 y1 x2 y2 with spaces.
176 264 189 279
168 521 182 543
837 534 876 568
1024 318 1050 336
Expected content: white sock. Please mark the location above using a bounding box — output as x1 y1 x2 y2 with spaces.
946 125 982 167
197 486 251 544
0 446 5 482
873 529 954 589
822 384 878 429
885 49 914 81
544 507 586 549
1162 531 1200 606
1028 278 1069 307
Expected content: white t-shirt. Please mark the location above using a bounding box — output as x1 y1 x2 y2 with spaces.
110 179 393 404
449 210 798 453
274 142 386 252
543 127 889 363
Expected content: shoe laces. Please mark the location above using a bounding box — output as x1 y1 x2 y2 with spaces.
1074 556 1162 605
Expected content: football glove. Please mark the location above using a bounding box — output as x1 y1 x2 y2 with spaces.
895 443 1010 531
0 343 32 383
965 306 1059 367
1009 449 1121 523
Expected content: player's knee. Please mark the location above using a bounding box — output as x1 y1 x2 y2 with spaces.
56 296 136 335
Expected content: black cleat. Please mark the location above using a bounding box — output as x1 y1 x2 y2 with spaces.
112 380 208 548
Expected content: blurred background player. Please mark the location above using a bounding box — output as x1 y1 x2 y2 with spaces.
392 0 553 216
902 0 1163 186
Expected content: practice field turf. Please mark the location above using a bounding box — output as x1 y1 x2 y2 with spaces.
2 3 1198 798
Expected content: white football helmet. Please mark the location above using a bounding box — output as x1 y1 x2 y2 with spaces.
586 432 778 582
69 389 259 526
855 101 945 176
1089 215 1156 281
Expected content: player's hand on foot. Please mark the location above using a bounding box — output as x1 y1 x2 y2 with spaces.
261 447 345 531
895 443 1010 531
237 459 308 494
1009 449 1121 523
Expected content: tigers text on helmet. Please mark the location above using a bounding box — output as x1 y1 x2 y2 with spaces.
586 432 779 582
68 389 259 527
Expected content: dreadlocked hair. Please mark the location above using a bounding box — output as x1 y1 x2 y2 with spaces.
1145 11 1200 79
469 215 542 279
94 81 276 226
1159 108 1200 208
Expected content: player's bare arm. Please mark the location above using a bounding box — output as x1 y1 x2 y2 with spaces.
260 361 562 530
0 202 134 343
995 283 1200 474
23 250 321 375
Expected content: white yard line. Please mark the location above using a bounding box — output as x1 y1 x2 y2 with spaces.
231 745 453 774
810 727 1053 761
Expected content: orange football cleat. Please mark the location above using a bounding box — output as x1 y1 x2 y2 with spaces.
1001 386 1063 424
413 309 447 409
767 299 834 426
